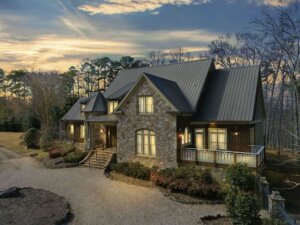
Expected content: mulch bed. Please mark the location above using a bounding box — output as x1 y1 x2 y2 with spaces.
200 215 232 225
40 157 78 169
0 187 72 225
108 171 154 188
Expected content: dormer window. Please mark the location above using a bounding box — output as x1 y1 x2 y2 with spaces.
80 104 85 111
108 101 118 114
138 96 153 114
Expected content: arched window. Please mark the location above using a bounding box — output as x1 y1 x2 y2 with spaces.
136 129 156 157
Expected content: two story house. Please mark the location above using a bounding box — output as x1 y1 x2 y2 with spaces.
61 59 265 169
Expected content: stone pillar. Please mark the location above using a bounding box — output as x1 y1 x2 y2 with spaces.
268 191 285 218
84 121 90 151
259 177 270 209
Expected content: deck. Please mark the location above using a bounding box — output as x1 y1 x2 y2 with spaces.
180 145 265 168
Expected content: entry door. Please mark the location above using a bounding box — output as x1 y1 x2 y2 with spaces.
195 129 205 149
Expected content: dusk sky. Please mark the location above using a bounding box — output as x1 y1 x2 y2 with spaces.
0 0 292 72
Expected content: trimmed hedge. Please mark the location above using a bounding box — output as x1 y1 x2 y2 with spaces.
110 162 151 180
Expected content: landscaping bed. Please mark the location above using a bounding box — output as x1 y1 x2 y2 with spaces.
109 162 224 201
0 187 72 225
109 171 154 188
200 215 231 225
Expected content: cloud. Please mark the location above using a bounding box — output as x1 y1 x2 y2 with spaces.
78 0 210 15
248 0 294 6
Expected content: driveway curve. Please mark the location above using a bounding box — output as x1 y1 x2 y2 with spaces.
0 147 225 225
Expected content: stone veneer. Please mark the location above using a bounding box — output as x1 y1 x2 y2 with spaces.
116 79 178 168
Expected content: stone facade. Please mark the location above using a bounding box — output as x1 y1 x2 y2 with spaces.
116 79 178 168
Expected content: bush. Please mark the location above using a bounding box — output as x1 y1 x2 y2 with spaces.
40 130 54 150
23 128 40 148
225 164 255 192
150 166 221 199
225 188 261 225
63 151 88 163
110 162 151 180
48 148 62 159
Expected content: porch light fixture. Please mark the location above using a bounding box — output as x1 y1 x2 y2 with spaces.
100 128 104 133
233 131 239 136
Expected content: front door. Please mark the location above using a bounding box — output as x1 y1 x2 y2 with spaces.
107 126 117 148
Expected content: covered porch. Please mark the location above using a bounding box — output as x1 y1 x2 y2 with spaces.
87 115 118 151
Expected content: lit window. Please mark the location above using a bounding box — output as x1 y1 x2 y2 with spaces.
80 104 85 111
69 124 74 135
208 128 227 150
108 101 118 114
181 127 191 145
138 96 153 114
195 128 205 149
80 125 85 139
136 129 156 156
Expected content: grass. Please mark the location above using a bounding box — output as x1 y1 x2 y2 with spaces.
0 132 48 160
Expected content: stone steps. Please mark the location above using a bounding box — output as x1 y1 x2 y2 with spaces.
83 150 113 169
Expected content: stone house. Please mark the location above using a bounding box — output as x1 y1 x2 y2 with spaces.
61 59 266 169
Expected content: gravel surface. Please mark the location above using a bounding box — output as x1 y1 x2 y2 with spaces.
0 147 226 225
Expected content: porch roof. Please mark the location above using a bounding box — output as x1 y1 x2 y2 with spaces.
86 114 118 123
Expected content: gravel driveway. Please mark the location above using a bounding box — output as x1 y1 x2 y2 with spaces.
0 147 225 225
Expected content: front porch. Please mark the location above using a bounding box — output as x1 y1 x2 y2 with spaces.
180 145 265 169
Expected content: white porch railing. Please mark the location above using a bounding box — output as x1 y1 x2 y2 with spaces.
180 145 265 168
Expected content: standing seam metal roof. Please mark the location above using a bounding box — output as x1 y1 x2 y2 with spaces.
103 59 213 111
196 66 260 121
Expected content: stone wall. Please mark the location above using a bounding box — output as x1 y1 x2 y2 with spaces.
116 79 178 168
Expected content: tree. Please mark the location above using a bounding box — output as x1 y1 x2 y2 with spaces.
25 71 67 132
0 68 7 98
6 69 30 100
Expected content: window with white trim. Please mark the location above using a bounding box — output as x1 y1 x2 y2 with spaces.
181 127 191 145
138 96 153 114
195 128 205 149
136 129 156 156
108 101 118 114
208 128 227 150
80 125 85 139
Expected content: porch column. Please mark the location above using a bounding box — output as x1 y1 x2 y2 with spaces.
84 121 90 151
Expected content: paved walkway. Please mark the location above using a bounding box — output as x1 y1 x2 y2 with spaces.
0 147 225 225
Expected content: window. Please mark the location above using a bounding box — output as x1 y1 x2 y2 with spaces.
108 101 118 114
136 129 156 156
80 104 85 111
208 128 227 150
195 128 205 149
138 96 153 114
181 127 191 145
69 124 74 135
80 125 85 139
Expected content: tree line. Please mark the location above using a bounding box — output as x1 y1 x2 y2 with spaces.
1 2 300 151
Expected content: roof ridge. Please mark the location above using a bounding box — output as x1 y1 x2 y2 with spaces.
119 58 213 73
217 65 260 71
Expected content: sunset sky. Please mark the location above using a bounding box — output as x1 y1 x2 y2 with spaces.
0 0 292 72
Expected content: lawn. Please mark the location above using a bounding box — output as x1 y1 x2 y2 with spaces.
0 132 48 160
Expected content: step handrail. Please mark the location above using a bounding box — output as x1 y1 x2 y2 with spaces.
78 150 96 164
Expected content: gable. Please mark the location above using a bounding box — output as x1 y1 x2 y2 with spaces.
116 76 175 113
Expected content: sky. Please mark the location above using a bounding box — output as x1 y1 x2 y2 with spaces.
0 0 293 72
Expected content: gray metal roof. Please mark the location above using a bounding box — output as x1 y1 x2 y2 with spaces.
103 59 213 111
61 98 85 121
107 82 136 100
195 66 260 122
144 73 193 113
83 92 107 113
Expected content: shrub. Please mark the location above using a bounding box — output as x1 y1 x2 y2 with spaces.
168 179 190 193
225 188 261 225
40 130 54 150
225 164 255 192
48 148 62 159
23 128 40 148
110 162 151 180
64 151 88 163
